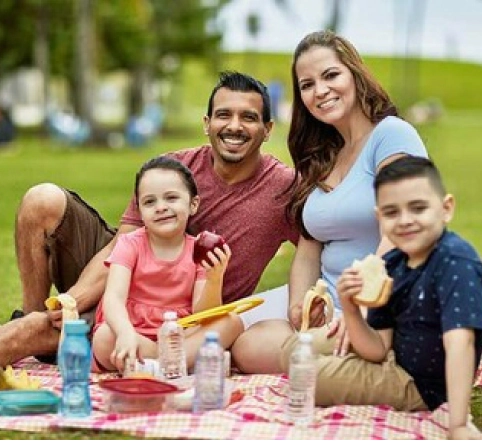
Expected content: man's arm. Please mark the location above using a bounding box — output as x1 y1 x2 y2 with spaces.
66 223 138 314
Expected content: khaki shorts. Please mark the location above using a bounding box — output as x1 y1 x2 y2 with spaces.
45 189 116 326
280 327 427 412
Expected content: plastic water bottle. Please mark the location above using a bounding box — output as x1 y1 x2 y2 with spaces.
158 311 187 380
287 332 316 426
193 331 225 412
58 319 92 417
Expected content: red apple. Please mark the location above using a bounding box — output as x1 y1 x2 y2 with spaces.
193 231 226 264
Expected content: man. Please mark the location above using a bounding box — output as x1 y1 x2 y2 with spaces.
5 71 297 372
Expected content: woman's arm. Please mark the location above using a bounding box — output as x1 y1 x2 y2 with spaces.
288 236 324 329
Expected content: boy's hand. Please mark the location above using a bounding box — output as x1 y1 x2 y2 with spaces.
337 268 363 310
449 424 482 440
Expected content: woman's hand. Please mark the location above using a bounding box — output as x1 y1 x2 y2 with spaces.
326 315 351 357
289 296 328 330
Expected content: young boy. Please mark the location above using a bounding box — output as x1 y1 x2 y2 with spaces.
280 156 482 439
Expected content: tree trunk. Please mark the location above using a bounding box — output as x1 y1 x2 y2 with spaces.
34 1 50 127
73 0 95 129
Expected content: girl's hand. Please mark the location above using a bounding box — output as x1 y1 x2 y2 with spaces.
110 330 141 373
201 243 231 277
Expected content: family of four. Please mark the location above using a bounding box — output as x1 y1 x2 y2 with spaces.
3 31 482 439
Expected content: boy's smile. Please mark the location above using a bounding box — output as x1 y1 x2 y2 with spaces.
376 176 454 268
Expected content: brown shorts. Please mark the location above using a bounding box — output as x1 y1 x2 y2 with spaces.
45 189 117 326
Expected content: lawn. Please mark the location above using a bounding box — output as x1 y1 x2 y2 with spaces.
0 53 481 438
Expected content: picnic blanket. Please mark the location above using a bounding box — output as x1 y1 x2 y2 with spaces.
0 357 476 439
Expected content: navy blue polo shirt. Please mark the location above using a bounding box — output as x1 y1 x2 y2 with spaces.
368 230 482 410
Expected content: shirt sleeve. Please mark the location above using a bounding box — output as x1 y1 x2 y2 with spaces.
105 233 138 270
435 255 482 333
120 194 143 227
372 117 428 169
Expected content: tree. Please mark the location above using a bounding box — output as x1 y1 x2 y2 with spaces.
0 0 229 140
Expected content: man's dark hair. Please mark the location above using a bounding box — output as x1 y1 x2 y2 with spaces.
206 71 272 123
374 156 446 198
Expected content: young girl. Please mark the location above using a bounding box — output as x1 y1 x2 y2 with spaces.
92 156 243 373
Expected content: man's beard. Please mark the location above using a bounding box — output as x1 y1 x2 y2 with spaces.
219 151 244 164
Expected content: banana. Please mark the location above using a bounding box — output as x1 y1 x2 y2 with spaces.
300 279 334 332
44 293 79 343
0 366 41 390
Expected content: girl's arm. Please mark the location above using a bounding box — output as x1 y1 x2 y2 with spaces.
102 264 139 365
443 328 482 439
191 243 231 312
288 236 324 329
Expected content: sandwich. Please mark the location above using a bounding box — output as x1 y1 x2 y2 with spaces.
352 254 393 307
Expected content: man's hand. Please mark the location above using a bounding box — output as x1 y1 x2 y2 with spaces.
46 309 63 330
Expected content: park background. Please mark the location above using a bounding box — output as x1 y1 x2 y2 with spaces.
0 1 481 438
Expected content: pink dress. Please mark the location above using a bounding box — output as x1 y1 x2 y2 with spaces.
94 227 206 340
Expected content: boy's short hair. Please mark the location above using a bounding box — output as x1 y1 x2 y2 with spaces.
374 156 446 198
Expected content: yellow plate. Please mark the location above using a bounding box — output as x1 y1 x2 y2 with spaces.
177 297 264 328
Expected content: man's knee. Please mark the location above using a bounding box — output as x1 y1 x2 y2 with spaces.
17 183 66 230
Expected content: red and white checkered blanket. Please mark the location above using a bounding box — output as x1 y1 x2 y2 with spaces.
1 357 476 439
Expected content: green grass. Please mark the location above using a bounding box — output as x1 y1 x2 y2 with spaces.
0 53 481 438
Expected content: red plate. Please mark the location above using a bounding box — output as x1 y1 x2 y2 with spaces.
99 378 179 395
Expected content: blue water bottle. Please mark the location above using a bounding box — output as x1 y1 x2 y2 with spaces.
58 319 92 417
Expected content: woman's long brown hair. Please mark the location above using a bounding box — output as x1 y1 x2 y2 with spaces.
286 30 398 238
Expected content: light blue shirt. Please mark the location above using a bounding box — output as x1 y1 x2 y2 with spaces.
302 116 428 309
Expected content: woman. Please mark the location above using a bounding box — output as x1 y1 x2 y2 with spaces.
286 30 428 355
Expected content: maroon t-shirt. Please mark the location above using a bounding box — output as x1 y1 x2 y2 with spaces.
121 145 299 303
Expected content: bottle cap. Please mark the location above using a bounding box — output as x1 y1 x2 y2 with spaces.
64 319 89 334
298 332 313 343
163 311 178 321
205 330 219 342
